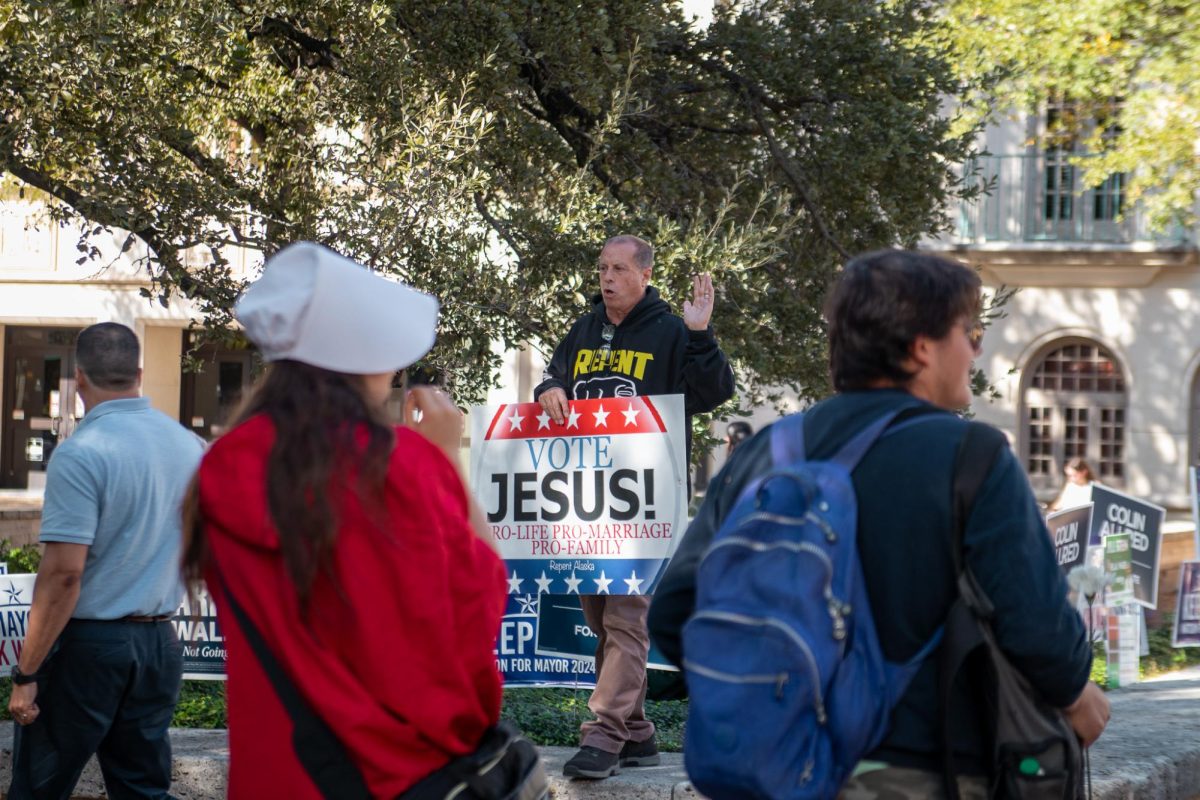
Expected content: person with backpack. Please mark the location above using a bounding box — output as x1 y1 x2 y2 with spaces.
648 249 1109 798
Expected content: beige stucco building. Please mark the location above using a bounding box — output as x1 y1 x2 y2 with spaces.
0 204 256 489
922 115 1200 513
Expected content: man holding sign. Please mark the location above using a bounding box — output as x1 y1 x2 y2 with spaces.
535 235 733 779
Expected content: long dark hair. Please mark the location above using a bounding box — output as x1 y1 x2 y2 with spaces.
183 361 395 606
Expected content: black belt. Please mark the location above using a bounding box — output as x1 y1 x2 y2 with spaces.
119 614 172 623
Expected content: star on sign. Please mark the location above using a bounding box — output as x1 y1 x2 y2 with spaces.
3 582 22 605
536 412 552 431
517 593 538 614
593 405 610 428
534 571 554 594
507 570 524 594
565 409 582 429
563 572 583 594
507 409 525 432
622 402 641 427
594 571 613 594
624 571 644 595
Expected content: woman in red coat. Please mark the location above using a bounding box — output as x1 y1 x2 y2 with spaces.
183 243 507 799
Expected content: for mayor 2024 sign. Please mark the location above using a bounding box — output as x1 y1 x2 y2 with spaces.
470 394 687 595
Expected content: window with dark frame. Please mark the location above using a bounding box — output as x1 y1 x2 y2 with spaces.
1024 340 1127 488
1040 99 1128 230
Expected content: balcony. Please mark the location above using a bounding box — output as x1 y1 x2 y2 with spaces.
938 153 1190 248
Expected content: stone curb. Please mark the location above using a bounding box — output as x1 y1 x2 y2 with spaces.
0 673 1198 799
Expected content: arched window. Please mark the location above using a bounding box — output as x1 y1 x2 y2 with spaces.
1023 340 1127 491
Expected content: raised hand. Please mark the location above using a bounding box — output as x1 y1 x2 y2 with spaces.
404 386 464 458
682 273 715 332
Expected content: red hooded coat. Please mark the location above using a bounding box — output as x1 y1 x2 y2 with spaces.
198 416 507 799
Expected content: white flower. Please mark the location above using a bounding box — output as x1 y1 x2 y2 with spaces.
1067 564 1107 599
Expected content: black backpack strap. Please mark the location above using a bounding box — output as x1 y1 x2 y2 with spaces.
940 421 1008 800
950 422 1009 576
213 570 372 800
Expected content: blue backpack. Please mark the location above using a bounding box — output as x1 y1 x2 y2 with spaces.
682 410 942 800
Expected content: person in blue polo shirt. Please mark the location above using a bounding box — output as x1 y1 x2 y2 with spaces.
7 322 205 800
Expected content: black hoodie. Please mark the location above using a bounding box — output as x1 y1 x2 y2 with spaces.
533 287 734 453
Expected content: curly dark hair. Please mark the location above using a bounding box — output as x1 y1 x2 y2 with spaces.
825 250 982 392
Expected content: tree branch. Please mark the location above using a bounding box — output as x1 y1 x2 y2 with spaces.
157 128 279 216
473 192 526 267
1 157 181 267
246 15 341 71
656 39 840 112
746 98 851 261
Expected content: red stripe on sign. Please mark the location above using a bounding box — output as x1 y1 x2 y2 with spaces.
484 405 508 441
643 397 667 433
484 397 669 440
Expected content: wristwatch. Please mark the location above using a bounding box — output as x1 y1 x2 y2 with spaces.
10 665 39 685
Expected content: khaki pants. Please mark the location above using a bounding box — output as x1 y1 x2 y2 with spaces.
838 766 989 799
579 594 655 753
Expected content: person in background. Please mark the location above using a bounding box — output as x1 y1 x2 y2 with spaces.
183 242 507 798
1049 457 1095 512
725 420 753 458
8 323 205 800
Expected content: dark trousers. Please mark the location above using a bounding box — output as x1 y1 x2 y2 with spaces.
8 619 184 800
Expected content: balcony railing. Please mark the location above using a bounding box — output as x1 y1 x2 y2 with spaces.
938 153 1189 247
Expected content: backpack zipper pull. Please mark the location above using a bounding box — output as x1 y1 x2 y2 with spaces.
829 600 847 640
775 673 788 700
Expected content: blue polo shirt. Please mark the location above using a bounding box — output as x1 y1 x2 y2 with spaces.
39 397 205 619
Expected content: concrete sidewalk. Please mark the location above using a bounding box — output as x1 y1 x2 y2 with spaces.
1 672 1199 798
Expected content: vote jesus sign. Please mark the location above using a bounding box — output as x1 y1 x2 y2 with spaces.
469 394 688 596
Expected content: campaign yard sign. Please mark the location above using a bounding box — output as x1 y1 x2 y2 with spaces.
1047 504 1092 575
172 590 226 680
0 575 228 680
536 594 677 669
1088 485 1165 609
1173 561 1200 648
1191 466 1200 557
495 593 679 687
470 394 688 597
0 574 34 669
496 593 596 687
1103 533 1134 606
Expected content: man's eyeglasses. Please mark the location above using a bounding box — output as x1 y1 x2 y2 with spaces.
598 324 615 361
